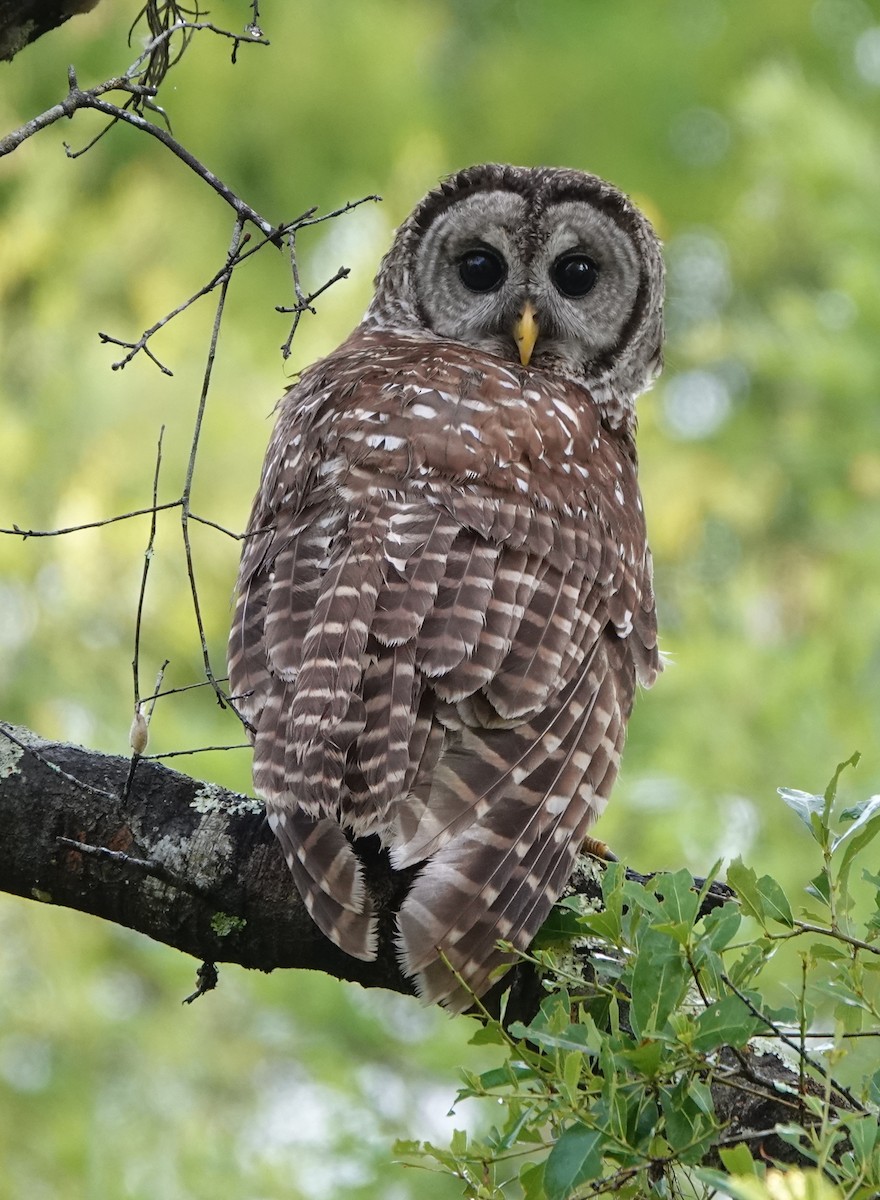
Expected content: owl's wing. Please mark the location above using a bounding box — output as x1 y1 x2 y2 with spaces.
378 490 658 1010
228 375 386 962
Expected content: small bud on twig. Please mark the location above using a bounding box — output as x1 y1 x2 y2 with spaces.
129 708 149 756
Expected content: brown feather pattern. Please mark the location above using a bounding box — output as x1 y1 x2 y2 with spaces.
229 317 659 1011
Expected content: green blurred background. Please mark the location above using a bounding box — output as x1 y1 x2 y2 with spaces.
1 1 879 1196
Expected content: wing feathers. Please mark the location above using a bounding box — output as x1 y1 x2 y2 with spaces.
228 333 660 1009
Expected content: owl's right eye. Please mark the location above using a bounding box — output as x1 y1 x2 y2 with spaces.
458 248 507 292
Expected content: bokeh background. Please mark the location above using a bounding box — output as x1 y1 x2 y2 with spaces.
1 2 879 1197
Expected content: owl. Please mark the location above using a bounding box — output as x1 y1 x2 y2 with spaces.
228 164 663 1012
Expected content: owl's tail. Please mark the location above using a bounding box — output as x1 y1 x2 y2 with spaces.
268 806 378 962
394 638 629 1012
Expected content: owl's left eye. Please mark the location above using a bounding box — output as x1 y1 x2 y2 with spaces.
458 248 507 292
551 253 599 298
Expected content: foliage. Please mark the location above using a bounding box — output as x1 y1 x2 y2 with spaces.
399 760 880 1198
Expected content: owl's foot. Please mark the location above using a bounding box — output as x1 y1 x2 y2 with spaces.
581 835 618 863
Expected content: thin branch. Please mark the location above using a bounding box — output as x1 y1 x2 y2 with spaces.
132 428 166 707
57 836 210 900
187 513 244 539
1 49 275 242
95 203 373 374
146 678 230 703
719 972 867 1115
786 921 880 958
179 220 245 709
65 73 280 241
279 263 351 359
98 331 175 376
97 234 253 373
296 195 382 229
145 744 251 760
0 501 182 539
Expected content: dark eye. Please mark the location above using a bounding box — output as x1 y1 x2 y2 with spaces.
458 247 507 292
551 253 599 298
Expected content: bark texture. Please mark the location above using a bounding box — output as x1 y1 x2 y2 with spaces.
0 0 102 62
0 723 413 994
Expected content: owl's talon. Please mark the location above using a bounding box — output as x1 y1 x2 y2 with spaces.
581 836 617 863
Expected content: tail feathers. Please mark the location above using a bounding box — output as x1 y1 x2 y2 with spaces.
394 809 583 1012
394 650 623 1009
268 806 377 962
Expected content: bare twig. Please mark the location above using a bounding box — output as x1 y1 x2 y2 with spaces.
719 971 867 1115
57 835 210 900
279 262 351 359
0 39 275 240
187 513 244 539
146 678 230 703
179 220 245 709
132 428 166 707
0 502 182 539
95 200 376 374
145 744 251 760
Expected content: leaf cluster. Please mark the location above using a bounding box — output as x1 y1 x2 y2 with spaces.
397 759 880 1199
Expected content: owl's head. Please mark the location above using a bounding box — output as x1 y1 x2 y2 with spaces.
366 163 665 417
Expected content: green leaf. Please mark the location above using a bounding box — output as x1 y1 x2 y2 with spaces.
727 860 792 927
392 1138 422 1156
520 1160 545 1200
536 905 587 947
469 1021 506 1045
701 902 742 951
692 995 761 1051
505 1023 595 1056
576 908 623 942
756 874 793 926
807 941 848 963
694 1170 773 1199
467 1062 539 1092
779 786 826 832
845 1114 880 1163
659 1084 697 1152
655 869 700 928
629 937 687 1038
832 797 880 882
544 1125 603 1200
694 1169 759 1199
618 1039 664 1078
718 1143 760 1176
728 939 773 988
824 751 861 805
806 870 832 907
450 1128 468 1155
726 859 763 919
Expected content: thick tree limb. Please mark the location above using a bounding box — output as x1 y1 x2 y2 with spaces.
0 0 102 62
0 721 848 1165
0 722 413 994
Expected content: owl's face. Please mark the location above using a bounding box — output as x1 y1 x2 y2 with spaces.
366 164 665 416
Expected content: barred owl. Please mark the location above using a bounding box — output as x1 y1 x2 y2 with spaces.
228 164 663 1012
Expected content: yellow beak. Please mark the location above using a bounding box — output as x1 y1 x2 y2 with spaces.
513 302 539 367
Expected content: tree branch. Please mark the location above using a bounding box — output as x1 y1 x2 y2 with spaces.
0 722 413 994
0 720 844 1164
0 0 103 63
